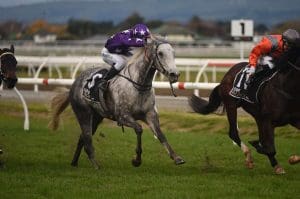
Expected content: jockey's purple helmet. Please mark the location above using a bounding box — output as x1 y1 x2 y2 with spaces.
132 24 150 39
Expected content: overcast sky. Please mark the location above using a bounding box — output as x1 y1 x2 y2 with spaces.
1 0 299 26
0 0 125 7
0 0 45 7
1 0 87 7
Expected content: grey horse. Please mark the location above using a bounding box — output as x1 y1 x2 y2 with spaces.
49 38 185 169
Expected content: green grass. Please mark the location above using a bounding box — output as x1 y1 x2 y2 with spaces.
0 102 299 199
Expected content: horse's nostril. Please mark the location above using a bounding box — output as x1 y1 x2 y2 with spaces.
169 72 179 83
170 72 179 78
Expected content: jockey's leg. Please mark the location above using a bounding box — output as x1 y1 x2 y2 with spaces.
99 65 119 90
100 53 126 90
237 71 251 99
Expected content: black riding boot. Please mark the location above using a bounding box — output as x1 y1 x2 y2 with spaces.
99 66 119 90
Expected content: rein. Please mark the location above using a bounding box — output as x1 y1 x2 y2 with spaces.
274 59 300 100
117 73 152 92
288 61 300 71
118 41 169 92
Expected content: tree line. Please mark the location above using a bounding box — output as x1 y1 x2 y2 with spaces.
0 12 299 40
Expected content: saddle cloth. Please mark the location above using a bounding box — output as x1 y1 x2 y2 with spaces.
82 69 108 102
229 66 277 103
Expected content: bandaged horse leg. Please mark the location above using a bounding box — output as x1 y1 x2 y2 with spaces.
145 110 185 165
225 98 254 169
289 155 300 164
241 142 254 169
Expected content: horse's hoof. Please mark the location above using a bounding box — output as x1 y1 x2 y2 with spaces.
89 159 101 170
288 155 300 165
245 161 254 169
71 162 79 168
132 159 142 167
274 165 286 175
174 157 185 165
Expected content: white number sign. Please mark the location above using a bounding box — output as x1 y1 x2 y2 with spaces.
231 19 254 37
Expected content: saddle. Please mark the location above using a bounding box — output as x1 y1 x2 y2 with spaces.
82 69 109 113
230 66 277 103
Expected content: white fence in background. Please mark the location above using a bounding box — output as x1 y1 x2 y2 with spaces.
16 56 246 92
10 56 247 131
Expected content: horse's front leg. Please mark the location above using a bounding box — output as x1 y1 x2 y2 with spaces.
145 110 185 165
255 118 285 174
118 114 143 167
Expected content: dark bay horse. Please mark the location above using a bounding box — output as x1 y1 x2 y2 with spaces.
0 45 18 89
0 45 18 154
49 38 185 169
189 46 300 174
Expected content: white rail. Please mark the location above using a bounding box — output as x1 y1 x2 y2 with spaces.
17 78 219 89
13 56 248 131
15 78 220 131
16 56 246 91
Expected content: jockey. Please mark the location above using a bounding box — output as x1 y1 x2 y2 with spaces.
242 28 300 85
100 23 151 90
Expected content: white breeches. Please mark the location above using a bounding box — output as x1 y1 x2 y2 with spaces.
101 48 127 71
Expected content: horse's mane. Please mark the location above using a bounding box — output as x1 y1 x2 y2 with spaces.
126 34 169 67
275 46 300 72
126 47 145 67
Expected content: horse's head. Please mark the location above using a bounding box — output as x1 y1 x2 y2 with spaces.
0 45 18 89
148 38 180 84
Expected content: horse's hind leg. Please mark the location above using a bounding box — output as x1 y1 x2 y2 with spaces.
224 101 254 169
289 155 300 165
145 110 185 165
71 105 101 169
71 112 103 167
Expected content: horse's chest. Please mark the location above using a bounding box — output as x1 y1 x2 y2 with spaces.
117 92 154 112
132 96 154 112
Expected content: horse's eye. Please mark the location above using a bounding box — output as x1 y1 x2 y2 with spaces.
158 51 163 57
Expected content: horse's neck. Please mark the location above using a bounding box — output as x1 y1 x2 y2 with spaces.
122 55 155 86
281 69 300 89
273 67 300 99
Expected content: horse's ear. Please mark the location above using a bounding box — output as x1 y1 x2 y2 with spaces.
10 44 14 53
147 37 154 44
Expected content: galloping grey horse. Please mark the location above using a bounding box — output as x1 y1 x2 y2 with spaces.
49 38 185 169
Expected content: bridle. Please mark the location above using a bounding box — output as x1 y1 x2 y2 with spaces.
274 53 300 100
118 41 172 92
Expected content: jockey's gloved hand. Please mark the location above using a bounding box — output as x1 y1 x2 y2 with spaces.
245 66 255 76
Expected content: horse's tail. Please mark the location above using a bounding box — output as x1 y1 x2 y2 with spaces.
188 85 222 114
48 88 70 131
